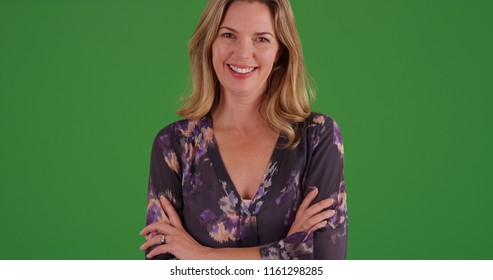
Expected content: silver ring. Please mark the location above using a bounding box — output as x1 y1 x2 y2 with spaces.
160 235 166 244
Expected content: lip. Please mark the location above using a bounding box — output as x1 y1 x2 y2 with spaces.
226 63 258 79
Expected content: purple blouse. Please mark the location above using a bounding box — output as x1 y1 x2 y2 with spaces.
145 113 347 259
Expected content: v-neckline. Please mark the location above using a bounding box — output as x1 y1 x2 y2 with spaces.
205 115 283 215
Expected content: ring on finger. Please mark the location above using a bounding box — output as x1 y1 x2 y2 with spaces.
299 224 305 231
160 235 166 244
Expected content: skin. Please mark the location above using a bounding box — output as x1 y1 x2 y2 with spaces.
211 1 282 199
211 0 280 100
140 1 335 259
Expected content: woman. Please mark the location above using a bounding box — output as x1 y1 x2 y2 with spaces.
140 0 347 260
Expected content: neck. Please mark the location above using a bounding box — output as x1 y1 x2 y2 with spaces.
212 89 267 132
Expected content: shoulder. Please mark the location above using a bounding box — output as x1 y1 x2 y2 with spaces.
302 112 343 139
300 112 344 154
153 115 213 149
302 112 340 129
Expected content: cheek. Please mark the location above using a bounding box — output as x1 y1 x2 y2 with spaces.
258 51 278 70
212 42 228 64
258 47 280 67
212 44 223 75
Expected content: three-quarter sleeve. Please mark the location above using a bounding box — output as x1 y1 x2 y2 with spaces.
145 129 183 259
259 116 348 260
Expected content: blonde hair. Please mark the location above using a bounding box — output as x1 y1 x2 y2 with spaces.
177 0 314 148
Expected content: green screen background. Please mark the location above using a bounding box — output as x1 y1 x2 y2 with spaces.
1 0 492 259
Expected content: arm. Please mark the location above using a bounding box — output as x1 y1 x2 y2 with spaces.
141 194 262 260
259 116 348 260
143 130 183 260
141 194 334 260
142 131 262 260
306 116 347 259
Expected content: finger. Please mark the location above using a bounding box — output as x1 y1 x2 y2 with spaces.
146 244 172 259
303 209 335 230
144 231 156 241
159 195 184 229
140 234 165 251
140 221 175 236
297 188 318 214
308 220 328 234
303 198 334 219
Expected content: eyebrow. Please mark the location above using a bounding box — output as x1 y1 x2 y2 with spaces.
219 26 275 37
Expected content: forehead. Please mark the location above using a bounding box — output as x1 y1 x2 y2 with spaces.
221 1 276 33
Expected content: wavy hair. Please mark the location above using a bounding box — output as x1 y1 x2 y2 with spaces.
177 0 314 148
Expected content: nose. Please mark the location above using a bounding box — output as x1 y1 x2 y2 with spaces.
234 37 253 59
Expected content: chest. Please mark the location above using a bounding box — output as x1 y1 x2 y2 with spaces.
179 129 308 246
214 131 278 200
181 140 305 247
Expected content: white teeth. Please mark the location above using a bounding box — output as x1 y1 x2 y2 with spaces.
229 65 254 74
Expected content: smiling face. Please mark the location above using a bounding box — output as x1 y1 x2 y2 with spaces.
212 1 280 102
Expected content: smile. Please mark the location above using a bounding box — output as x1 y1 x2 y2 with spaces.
228 64 255 74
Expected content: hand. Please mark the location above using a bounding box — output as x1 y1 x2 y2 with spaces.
287 188 335 236
139 195 211 260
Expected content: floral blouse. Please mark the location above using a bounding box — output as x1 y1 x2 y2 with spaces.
145 113 347 259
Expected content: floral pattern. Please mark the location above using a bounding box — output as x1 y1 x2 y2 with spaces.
146 113 347 259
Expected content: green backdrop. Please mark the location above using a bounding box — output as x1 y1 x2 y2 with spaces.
1 0 492 259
